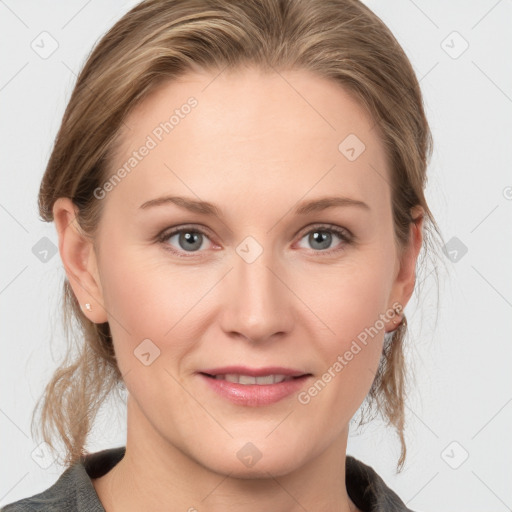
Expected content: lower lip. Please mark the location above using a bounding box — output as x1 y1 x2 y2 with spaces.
198 373 311 406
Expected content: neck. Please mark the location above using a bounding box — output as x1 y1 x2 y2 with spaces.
93 396 359 512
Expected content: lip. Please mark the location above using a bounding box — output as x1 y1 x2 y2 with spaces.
197 366 312 407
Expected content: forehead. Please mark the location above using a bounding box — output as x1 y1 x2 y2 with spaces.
105 66 391 218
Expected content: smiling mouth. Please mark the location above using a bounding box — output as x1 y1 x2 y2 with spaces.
200 373 308 385
198 370 312 406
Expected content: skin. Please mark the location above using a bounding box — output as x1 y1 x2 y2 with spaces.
53 66 423 512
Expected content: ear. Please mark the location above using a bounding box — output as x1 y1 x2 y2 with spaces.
53 197 108 324
387 205 424 327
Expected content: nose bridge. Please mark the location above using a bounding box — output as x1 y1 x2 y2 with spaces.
222 235 290 341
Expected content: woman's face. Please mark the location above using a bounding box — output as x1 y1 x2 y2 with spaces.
63 67 421 476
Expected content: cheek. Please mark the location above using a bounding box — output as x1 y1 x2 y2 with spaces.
303 254 394 347
98 249 186 367
301 251 394 398
99 244 222 379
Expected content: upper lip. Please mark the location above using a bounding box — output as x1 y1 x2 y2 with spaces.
199 366 310 377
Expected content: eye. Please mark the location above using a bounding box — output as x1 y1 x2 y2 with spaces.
296 224 352 254
157 225 214 257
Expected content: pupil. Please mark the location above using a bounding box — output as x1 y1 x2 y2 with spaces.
311 231 331 250
181 232 201 251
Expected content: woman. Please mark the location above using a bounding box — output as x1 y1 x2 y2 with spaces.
2 0 444 510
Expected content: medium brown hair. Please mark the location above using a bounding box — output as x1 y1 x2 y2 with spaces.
34 0 445 472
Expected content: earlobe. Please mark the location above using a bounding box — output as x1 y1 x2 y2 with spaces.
53 197 108 324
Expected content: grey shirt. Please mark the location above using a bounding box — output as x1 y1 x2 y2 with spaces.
1 447 414 511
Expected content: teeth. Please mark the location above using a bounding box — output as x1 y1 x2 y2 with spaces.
254 374 275 385
213 374 293 385
239 374 257 385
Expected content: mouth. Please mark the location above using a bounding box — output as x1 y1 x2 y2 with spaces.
200 373 306 385
197 366 312 406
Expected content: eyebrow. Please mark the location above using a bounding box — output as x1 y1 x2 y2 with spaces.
138 195 370 216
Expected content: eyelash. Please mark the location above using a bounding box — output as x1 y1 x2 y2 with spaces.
155 223 353 259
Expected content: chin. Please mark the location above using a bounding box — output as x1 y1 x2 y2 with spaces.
192 438 310 479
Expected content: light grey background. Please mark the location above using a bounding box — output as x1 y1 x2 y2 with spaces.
1 1 511 510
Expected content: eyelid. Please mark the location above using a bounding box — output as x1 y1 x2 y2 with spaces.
295 222 352 241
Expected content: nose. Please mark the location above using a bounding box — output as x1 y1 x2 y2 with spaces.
219 243 294 344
